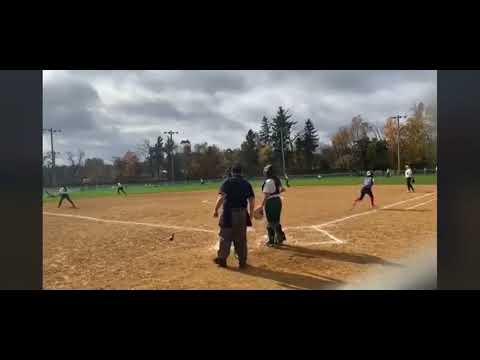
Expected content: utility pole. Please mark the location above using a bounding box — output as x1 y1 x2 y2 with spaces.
280 126 286 176
391 115 407 175
43 128 61 187
164 130 178 182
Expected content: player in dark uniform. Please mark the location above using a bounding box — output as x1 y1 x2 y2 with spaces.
116 182 127 196
257 164 287 247
57 185 77 209
213 164 255 269
352 171 376 209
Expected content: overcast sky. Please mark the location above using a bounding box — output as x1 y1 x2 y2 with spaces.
43 70 436 165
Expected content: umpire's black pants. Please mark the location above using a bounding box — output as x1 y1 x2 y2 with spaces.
217 208 248 265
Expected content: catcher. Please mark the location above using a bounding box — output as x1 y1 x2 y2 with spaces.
255 164 287 247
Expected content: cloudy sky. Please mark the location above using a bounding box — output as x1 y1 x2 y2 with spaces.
43 70 436 165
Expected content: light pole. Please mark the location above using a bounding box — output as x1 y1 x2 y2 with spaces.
280 126 286 177
391 115 407 175
164 130 178 182
43 128 61 186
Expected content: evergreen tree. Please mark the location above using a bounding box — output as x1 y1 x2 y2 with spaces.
240 129 259 176
270 107 297 171
259 116 271 145
294 135 305 172
303 119 319 170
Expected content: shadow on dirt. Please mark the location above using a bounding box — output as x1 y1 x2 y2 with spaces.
278 245 403 267
232 265 345 290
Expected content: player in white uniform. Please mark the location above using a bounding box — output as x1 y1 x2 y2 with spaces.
257 165 287 247
57 185 77 208
116 182 127 196
352 171 376 209
405 165 415 192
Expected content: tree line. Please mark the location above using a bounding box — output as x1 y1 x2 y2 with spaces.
43 102 437 186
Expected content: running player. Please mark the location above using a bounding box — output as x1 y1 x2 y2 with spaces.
117 182 127 196
58 185 77 209
352 171 376 209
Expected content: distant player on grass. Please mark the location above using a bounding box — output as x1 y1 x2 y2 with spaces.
116 182 127 196
352 171 376 209
58 185 77 209
405 165 415 193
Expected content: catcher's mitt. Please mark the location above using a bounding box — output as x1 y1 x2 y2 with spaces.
253 207 264 220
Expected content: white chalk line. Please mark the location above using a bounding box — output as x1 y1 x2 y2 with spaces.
46 192 435 250
43 212 216 234
406 198 436 210
281 192 435 246
285 192 434 232
313 226 345 244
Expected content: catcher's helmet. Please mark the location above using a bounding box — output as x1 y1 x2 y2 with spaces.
263 164 273 177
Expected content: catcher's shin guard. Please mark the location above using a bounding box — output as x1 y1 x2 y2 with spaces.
266 223 276 244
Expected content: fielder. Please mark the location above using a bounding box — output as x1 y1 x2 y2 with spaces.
257 164 287 247
352 170 376 209
116 182 127 196
57 185 78 209
405 165 415 192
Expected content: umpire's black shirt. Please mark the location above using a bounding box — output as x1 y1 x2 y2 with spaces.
219 174 254 228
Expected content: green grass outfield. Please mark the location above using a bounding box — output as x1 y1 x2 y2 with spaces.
43 174 437 202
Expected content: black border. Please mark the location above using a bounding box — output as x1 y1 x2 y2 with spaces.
0 70 42 289
3 67 480 297
437 70 480 289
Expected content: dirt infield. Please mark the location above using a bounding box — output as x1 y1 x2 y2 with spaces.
43 185 437 289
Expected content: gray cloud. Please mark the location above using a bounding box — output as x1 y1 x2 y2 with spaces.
43 70 436 164
139 70 248 94
43 80 100 132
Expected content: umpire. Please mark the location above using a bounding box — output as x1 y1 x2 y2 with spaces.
213 164 255 269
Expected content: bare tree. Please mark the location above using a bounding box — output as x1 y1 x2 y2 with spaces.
66 149 85 178
136 139 151 161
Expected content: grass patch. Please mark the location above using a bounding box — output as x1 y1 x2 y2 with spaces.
43 174 437 202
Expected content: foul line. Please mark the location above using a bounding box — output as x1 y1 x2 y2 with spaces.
319 192 434 228
43 212 216 234
406 198 436 210
286 192 434 231
313 226 345 244
281 192 435 246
